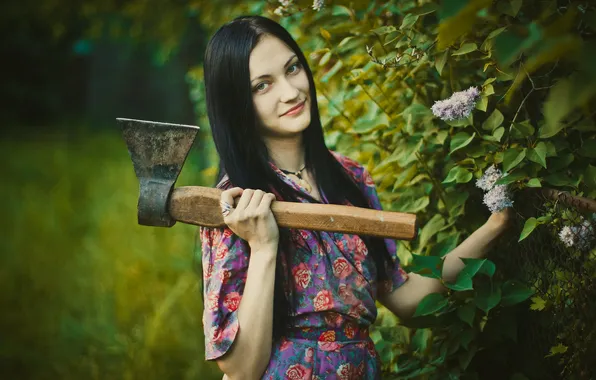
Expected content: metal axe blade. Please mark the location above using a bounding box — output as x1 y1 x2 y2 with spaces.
117 117 200 227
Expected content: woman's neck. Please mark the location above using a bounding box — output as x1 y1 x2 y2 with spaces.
264 135 305 172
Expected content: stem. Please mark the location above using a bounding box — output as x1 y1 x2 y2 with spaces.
320 89 354 125
359 83 394 120
415 152 449 212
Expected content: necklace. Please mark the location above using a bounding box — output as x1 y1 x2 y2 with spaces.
279 165 312 192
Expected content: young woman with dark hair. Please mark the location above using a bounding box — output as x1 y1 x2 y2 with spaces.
199 15 511 380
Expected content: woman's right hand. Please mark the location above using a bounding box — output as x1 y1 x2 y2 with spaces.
220 187 279 250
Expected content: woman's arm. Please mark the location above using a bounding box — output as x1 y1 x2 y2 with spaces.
216 243 277 380
378 210 512 320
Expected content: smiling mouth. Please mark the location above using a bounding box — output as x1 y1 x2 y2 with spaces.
282 100 306 116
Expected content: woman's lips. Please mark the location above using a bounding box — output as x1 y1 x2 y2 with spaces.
282 100 306 116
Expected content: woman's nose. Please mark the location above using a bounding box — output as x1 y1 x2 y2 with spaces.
279 78 300 102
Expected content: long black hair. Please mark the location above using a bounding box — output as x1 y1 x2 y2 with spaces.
203 15 393 340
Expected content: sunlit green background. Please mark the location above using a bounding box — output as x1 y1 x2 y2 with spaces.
3 0 596 378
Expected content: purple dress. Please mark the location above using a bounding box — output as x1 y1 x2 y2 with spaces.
200 151 408 379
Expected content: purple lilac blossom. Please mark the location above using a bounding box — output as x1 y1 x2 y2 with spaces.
559 218 595 251
431 86 481 121
476 165 503 191
483 185 514 213
312 0 324 11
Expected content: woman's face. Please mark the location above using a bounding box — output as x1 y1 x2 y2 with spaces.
249 35 311 138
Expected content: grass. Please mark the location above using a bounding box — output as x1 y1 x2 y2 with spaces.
0 126 222 380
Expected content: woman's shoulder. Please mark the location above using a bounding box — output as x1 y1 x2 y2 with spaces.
329 150 366 181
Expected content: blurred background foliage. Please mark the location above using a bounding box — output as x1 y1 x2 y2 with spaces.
2 0 595 379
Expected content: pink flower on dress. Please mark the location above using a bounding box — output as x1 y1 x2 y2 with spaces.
333 257 353 279
292 262 312 290
324 312 343 327
305 347 314 363
211 326 223 342
338 284 356 304
223 292 241 312
214 243 228 261
318 341 340 351
354 260 363 274
362 170 376 187
318 330 336 342
285 364 310 380
206 292 219 311
218 269 231 283
280 337 293 352
337 363 354 380
344 322 355 339
313 289 334 311
203 263 213 278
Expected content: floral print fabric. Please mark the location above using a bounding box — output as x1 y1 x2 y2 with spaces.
200 151 408 379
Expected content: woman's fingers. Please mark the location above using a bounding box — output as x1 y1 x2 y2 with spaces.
247 189 266 211
220 187 243 217
235 189 254 211
257 193 276 213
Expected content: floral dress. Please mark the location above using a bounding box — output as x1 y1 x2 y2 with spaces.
200 151 408 379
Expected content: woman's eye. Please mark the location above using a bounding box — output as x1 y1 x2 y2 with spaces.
288 62 301 74
255 82 269 92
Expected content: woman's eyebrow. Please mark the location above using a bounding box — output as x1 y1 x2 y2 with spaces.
251 55 298 83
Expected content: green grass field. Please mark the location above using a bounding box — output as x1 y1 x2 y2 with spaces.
0 127 222 380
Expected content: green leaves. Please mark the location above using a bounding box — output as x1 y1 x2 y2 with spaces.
452 43 477 56
518 217 538 242
413 293 449 317
482 109 504 131
502 147 526 172
450 132 476 154
443 166 473 184
527 142 547 168
501 280 534 306
409 254 444 279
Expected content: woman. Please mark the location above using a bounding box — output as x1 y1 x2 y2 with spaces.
199 15 511 380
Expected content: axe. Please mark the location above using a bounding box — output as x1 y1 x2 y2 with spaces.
118 118 417 240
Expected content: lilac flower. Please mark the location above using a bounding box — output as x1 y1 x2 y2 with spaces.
558 220 594 251
273 6 284 16
279 0 292 6
483 185 514 213
476 165 503 191
312 0 324 11
431 86 481 121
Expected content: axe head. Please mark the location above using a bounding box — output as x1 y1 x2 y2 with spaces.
117 118 200 227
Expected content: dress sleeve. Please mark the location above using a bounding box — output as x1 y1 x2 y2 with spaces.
200 225 250 360
359 166 409 296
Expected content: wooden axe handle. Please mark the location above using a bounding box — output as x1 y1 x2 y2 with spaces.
169 186 417 240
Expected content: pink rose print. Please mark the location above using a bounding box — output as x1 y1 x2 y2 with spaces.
218 269 231 283
211 326 222 342
363 170 376 187
318 330 336 342
305 347 314 363
318 341 340 352
203 263 213 278
285 364 310 380
332 258 352 279
214 243 228 261
344 323 355 339
337 363 354 380
206 292 219 311
313 290 334 311
324 312 343 327
338 284 356 304
223 292 241 312
354 260 363 274
280 338 293 352
292 263 312 290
